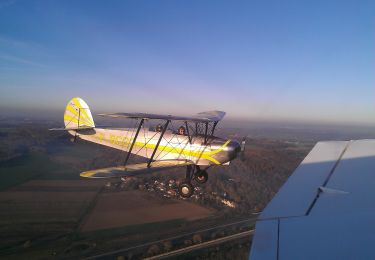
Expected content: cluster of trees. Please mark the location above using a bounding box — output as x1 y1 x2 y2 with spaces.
198 138 312 215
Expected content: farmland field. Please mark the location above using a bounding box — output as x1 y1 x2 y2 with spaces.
81 190 215 232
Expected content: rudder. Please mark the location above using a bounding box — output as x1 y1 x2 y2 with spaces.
64 97 95 129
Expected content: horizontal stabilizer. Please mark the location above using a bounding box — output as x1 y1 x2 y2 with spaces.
80 159 193 178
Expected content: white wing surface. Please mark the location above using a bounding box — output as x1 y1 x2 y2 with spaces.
250 139 375 260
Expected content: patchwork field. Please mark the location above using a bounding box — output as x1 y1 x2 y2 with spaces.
81 190 215 232
0 180 102 226
9 179 102 192
0 177 215 258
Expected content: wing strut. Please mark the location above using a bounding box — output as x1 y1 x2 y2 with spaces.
147 120 170 168
211 121 218 136
124 118 144 167
204 122 209 144
185 121 192 144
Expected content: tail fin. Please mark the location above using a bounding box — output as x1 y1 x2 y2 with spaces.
64 97 95 129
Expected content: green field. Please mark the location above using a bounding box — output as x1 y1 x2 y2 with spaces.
0 153 62 190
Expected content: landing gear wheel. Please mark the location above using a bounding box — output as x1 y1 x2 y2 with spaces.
178 182 194 198
195 170 208 184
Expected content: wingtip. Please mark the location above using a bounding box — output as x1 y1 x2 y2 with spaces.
80 171 94 178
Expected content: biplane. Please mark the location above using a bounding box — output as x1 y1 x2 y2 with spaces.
51 97 242 198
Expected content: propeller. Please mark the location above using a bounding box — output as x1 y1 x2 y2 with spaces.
239 136 247 161
241 136 247 152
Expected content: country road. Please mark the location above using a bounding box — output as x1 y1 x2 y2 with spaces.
144 229 254 259
84 218 255 259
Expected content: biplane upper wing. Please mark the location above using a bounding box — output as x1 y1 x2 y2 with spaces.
80 159 193 178
97 111 225 122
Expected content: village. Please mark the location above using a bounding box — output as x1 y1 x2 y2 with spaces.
104 177 237 209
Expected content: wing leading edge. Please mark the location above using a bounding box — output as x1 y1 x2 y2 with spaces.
98 111 225 122
250 139 375 260
80 159 193 178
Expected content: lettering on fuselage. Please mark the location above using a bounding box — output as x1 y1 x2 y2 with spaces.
95 133 131 146
95 132 105 142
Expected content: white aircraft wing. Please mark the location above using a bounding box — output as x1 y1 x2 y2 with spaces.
98 111 226 122
80 159 193 178
250 139 375 260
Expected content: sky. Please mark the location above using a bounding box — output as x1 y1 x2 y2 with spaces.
0 0 374 126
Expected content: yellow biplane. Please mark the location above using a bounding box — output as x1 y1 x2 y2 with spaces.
51 97 242 198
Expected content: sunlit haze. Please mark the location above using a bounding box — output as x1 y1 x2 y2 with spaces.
0 1 374 126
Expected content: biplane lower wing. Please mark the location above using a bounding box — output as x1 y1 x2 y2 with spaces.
80 159 194 178
49 126 94 131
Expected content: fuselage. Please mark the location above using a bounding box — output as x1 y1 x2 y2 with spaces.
72 127 240 166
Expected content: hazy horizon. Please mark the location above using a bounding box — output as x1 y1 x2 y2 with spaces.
1 105 375 131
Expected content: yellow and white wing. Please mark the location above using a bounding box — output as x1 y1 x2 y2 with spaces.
80 160 193 178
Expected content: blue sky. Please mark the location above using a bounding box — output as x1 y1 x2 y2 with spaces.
0 0 374 126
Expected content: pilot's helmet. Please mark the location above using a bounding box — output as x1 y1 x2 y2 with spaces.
156 124 162 132
178 126 186 135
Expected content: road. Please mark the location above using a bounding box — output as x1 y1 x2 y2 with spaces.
144 229 254 259
84 218 255 259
